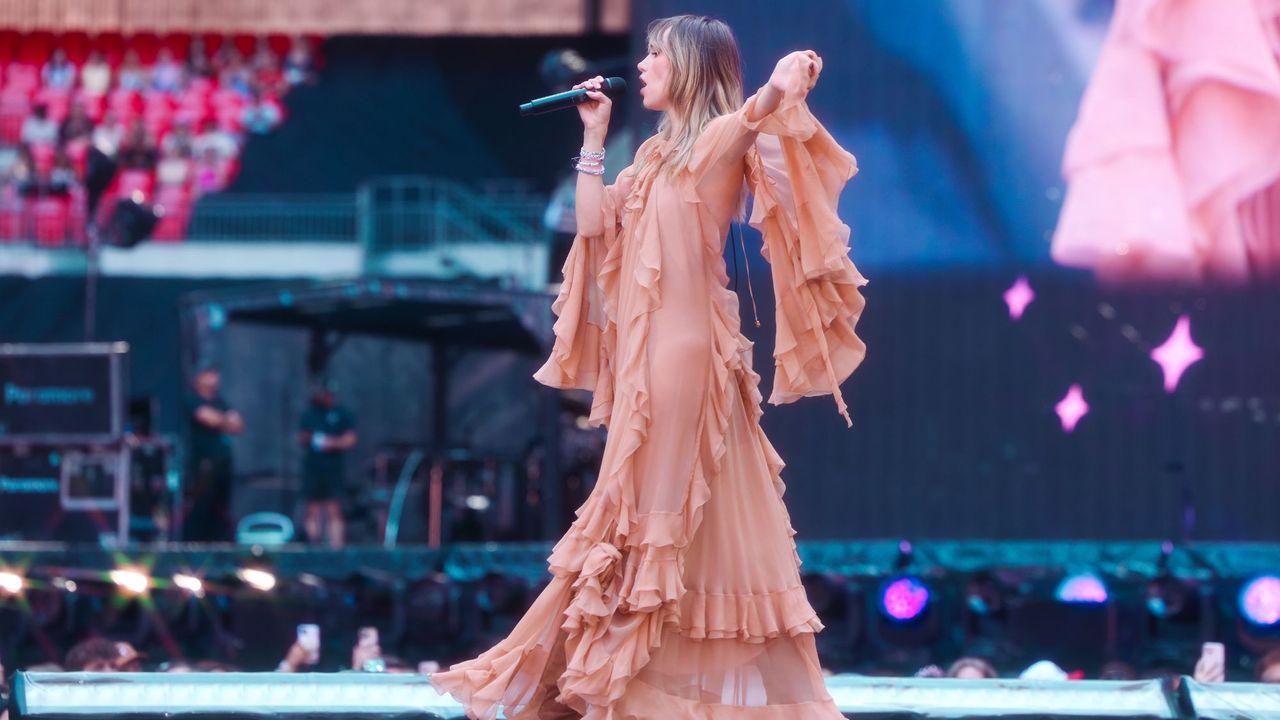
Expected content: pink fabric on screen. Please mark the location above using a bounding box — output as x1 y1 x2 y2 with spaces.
1053 0 1280 283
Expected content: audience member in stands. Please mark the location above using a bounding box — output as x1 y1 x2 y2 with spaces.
48 149 78 195
241 84 282 134
59 101 95 145
92 110 126 156
187 36 216 81
117 118 158 170
157 144 192 187
8 144 37 196
41 47 76 90
64 638 144 672
192 146 230 195
283 34 314 86
220 49 255 97
117 49 148 92
253 38 286 95
151 47 186 94
947 657 998 679
80 50 112 96
193 117 239 162
20 103 59 146
162 118 195 157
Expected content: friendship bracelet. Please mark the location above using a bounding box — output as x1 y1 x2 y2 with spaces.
578 147 605 162
575 162 605 176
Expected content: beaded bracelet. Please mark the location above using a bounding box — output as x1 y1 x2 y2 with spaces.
578 147 605 162
574 161 605 176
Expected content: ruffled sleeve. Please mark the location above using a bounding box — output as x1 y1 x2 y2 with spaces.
742 82 868 427
532 168 633 427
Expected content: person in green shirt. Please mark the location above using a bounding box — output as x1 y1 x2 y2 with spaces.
297 378 356 548
185 366 243 542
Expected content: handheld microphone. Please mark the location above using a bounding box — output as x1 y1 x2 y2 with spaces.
519 77 627 116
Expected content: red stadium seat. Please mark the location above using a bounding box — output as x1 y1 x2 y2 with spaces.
61 32 91 64
75 90 106 121
34 86 72 121
5 63 40 91
116 169 155 200
29 142 56 176
32 196 71 247
16 31 53 65
152 185 192 242
108 89 142 120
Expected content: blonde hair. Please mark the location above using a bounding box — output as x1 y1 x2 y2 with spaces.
643 15 744 175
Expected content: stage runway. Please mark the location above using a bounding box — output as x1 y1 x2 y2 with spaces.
10 671 1280 719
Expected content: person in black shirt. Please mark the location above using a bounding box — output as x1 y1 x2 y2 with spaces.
185 367 243 542
297 379 356 548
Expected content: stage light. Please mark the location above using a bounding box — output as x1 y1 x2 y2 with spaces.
1056 573 1109 604
109 568 150 595
0 569 24 595
237 567 277 592
173 573 204 597
879 576 930 622
1239 575 1280 626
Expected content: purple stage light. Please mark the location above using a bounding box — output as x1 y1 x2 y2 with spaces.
1240 576 1280 626
1056 573 1109 604
880 577 931 621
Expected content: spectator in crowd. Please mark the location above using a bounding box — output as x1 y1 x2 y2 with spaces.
59 101 95 145
241 84 282 134
157 143 192 187
41 47 76 90
185 366 244 542
253 40 285 95
117 118 158 170
21 104 59 146
193 118 239 162
64 638 144 672
947 657 998 679
117 49 148 92
80 50 112 96
151 47 186 94
192 146 230 195
162 117 195 157
92 110 126 156
187 36 215 81
48 148 78 195
283 34 314 86
220 49 255 97
8 144 37 196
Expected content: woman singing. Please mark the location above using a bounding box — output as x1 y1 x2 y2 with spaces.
431 14 867 718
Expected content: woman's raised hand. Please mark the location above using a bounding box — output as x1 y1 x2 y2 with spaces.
768 50 822 97
574 75 613 135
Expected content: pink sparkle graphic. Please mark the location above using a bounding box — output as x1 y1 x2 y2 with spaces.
1150 315 1203 393
1055 384 1089 433
1003 276 1035 320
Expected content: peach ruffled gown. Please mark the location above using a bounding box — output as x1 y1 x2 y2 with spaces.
430 66 867 719
1052 0 1280 283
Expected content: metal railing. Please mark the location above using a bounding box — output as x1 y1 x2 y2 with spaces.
185 193 359 243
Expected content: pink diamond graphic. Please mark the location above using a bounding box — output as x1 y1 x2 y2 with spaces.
1150 315 1203 393
1055 384 1089 433
1003 276 1035 320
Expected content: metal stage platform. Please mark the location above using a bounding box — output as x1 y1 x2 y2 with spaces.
10 672 1280 719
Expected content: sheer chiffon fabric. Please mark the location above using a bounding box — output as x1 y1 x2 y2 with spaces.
1052 0 1280 283
430 62 866 719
